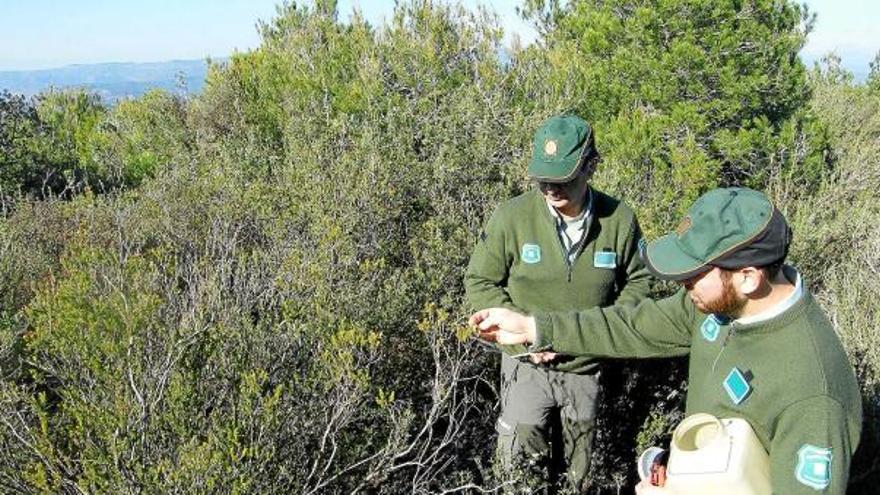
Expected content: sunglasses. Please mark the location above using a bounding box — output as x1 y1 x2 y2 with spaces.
537 177 578 190
536 162 589 190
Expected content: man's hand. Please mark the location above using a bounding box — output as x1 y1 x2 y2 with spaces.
468 308 537 345
528 352 559 364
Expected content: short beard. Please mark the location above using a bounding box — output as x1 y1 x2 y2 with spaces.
701 270 748 317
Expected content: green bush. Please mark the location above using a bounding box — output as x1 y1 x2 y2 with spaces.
0 1 878 493
1 1 518 492
516 0 827 236
87 89 192 187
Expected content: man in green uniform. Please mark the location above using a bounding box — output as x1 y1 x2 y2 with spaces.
470 187 862 494
465 115 651 490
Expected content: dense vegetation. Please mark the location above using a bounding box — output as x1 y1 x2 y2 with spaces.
0 0 878 493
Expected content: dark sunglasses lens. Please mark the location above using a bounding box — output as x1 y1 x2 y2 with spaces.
539 178 574 190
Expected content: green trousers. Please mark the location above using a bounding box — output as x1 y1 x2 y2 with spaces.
496 354 600 492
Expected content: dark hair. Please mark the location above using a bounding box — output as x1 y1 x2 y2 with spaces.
759 260 784 279
717 260 784 282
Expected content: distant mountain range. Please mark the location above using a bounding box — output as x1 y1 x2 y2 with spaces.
0 59 221 103
1 56 868 105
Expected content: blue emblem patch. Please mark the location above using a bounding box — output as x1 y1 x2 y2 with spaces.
593 251 617 269
723 367 751 405
521 244 541 264
796 444 832 490
700 314 722 342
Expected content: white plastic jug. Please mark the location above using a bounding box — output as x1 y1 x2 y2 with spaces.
664 413 771 495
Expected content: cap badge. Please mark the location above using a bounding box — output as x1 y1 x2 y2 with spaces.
543 139 558 156
676 216 692 237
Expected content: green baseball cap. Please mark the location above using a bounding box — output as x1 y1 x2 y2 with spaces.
640 188 792 281
528 115 594 183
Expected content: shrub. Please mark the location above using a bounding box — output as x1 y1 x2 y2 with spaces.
0 1 877 493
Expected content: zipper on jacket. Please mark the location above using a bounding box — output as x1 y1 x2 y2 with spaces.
555 227 575 282
556 239 573 282
711 323 738 373
546 190 594 283
567 237 589 282
565 213 594 283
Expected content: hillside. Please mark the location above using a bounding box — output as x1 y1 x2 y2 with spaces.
0 1 878 493
0 59 214 101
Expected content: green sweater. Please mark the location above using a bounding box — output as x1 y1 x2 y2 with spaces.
465 187 651 374
533 269 862 494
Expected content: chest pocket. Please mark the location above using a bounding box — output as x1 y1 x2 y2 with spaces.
577 252 618 299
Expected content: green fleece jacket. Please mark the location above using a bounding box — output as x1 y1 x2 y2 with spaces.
533 268 862 494
465 187 651 374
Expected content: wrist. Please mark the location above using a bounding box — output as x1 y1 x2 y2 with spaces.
526 316 537 343
527 313 553 352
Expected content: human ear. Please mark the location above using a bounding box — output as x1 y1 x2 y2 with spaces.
738 267 762 295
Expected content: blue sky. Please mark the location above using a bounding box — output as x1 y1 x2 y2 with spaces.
799 0 879 76
0 0 280 69
1 0 877 78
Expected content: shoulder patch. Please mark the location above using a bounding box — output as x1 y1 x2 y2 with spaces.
521 244 541 264
700 314 722 342
796 444 832 490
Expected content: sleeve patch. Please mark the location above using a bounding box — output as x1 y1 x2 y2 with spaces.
795 444 832 490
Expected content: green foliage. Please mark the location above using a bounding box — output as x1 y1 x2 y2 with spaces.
0 87 190 201
868 51 880 95
3 2 511 492
0 91 42 196
33 90 106 180
516 0 827 236
88 89 192 186
0 0 877 493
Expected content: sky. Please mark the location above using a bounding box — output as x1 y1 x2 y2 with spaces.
1 0 877 78
799 0 879 76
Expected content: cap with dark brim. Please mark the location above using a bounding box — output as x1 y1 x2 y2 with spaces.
639 207 791 281
710 208 791 270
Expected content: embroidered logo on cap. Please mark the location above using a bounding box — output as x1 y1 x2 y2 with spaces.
544 139 558 156
701 315 722 342
723 367 752 405
676 216 692 237
521 244 541 264
594 251 617 269
796 444 832 490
